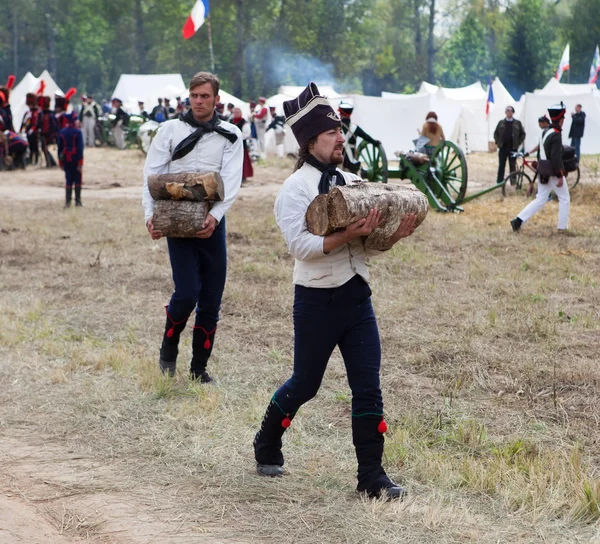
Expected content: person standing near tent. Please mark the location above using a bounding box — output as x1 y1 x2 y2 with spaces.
80 95 101 147
419 112 445 156
252 82 417 501
38 94 58 168
231 107 253 183
338 102 381 175
22 93 41 165
568 104 585 160
510 103 570 233
253 97 269 157
0 75 16 132
138 101 149 121
266 106 286 158
142 71 243 382
111 98 128 150
57 112 84 207
494 106 525 184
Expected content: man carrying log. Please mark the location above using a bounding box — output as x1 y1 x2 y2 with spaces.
252 82 418 500
142 71 243 382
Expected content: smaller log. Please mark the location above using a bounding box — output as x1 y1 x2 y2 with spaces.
304 194 333 236
152 200 209 238
148 172 224 202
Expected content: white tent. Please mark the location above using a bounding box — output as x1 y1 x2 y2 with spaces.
111 74 187 114
535 77 599 96
12 70 64 132
216 89 250 117
380 79 516 153
518 90 600 154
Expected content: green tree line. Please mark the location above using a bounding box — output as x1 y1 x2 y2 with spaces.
0 0 598 103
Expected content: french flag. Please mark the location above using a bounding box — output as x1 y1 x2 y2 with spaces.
485 75 494 117
183 0 209 40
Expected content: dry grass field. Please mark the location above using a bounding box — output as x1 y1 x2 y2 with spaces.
1 147 600 543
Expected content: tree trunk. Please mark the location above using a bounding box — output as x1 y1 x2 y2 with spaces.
232 0 245 97
427 0 436 83
12 7 18 76
152 201 209 238
134 0 146 73
306 183 429 251
413 0 422 58
45 1 57 79
148 172 224 201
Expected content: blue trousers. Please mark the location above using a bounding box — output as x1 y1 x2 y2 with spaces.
571 137 581 160
64 163 82 187
274 275 383 417
166 218 227 331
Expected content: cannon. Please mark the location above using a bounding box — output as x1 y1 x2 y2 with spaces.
355 139 511 213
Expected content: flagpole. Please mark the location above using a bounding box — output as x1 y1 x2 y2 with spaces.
207 15 215 73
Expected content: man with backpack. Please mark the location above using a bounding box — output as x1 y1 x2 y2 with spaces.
57 112 84 207
150 98 168 123
510 102 570 232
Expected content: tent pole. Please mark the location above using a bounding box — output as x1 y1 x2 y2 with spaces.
207 16 215 73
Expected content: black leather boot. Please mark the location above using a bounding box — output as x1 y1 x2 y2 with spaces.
352 415 406 500
64 187 72 208
75 186 83 207
254 399 295 477
189 326 216 383
159 308 188 376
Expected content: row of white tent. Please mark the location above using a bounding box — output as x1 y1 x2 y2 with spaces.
9 71 600 155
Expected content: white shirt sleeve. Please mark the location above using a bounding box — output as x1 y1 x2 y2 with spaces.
208 128 244 223
241 122 251 140
274 183 325 261
142 124 173 223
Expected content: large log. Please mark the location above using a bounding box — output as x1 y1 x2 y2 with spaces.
306 183 428 251
152 200 209 238
148 172 224 202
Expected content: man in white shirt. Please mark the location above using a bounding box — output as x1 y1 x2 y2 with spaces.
142 71 243 382
253 82 416 501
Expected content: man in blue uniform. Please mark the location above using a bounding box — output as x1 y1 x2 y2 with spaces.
57 112 84 207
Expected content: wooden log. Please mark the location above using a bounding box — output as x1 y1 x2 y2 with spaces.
152 200 209 238
304 194 333 236
148 172 224 202
306 182 428 251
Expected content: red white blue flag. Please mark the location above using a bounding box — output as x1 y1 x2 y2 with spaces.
183 0 210 40
485 75 494 117
555 44 570 81
589 44 600 84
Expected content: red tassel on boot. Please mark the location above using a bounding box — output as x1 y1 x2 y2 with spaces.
281 416 291 428
378 417 388 434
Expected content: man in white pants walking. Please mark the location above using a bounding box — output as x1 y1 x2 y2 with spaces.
79 95 100 147
510 102 570 232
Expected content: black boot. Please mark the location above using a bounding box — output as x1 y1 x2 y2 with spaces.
352 416 406 500
253 399 295 477
189 325 216 383
75 186 83 207
159 308 189 377
64 187 72 208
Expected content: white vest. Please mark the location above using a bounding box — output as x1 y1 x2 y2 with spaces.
274 163 380 288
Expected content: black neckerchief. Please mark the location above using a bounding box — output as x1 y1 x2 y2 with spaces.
305 154 346 195
172 110 238 161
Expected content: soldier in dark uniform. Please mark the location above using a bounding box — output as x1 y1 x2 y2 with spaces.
0 75 16 132
22 93 41 165
54 88 78 131
38 95 58 167
511 102 570 232
338 102 381 175
57 112 84 207
568 104 585 160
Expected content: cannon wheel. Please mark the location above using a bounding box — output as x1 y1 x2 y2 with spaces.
431 141 468 203
356 141 388 183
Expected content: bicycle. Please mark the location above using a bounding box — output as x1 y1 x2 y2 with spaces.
502 151 580 197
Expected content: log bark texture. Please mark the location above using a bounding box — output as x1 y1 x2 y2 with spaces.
148 172 224 202
152 200 209 238
306 183 428 251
